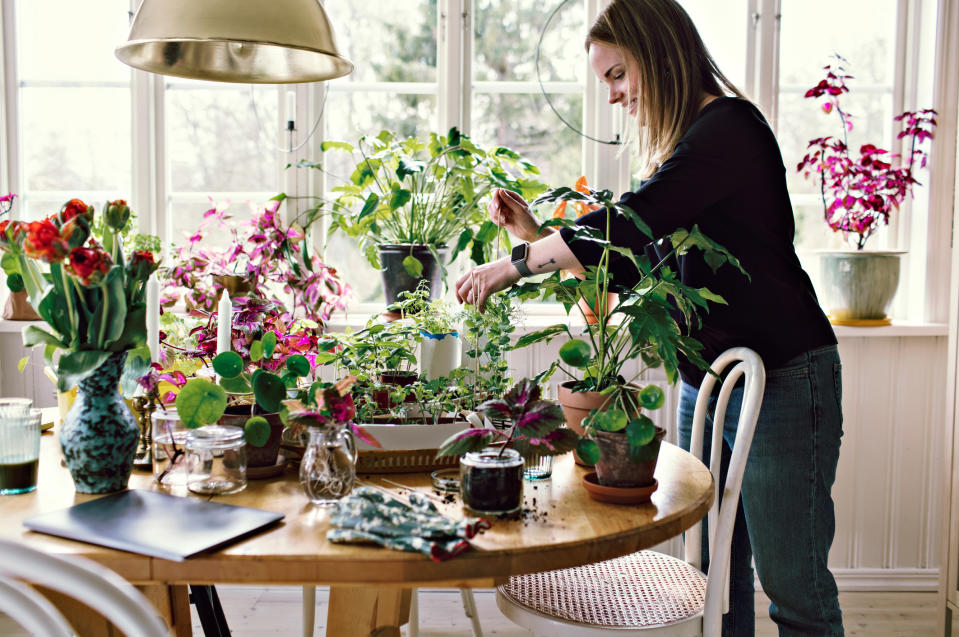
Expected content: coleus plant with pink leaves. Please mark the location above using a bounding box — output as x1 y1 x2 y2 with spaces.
796 55 937 250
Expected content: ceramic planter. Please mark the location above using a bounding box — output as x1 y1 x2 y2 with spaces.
818 250 903 325
2 290 40 321
557 380 640 466
217 407 284 468
459 447 524 515
591 426 666 488
378 244 448 308
419 331 461 380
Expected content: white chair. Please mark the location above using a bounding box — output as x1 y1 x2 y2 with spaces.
302 586 483 637
495 347 766 637
0 539 170 637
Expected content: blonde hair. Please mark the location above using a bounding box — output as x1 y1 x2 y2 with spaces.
586 0 745 177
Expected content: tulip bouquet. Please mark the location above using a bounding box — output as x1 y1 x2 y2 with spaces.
0 198 159 390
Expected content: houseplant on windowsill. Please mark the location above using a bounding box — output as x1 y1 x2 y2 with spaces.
0 193 40 321
296 127 545 306
0 198 159 493
387 280 464 381
509 185 744 487
796 55 937 325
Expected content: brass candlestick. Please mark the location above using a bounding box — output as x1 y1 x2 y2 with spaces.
132 395 157 470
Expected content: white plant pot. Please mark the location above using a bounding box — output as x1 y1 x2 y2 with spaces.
419 331 461 380
818 250 904 325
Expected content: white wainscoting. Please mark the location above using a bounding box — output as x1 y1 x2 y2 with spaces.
0 319 946 591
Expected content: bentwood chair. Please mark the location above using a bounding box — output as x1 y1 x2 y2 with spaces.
0 539 170 637
495 347 766 636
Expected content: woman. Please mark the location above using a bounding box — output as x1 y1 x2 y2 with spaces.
455 1 844 635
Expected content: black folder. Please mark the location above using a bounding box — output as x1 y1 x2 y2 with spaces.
24 489 284 561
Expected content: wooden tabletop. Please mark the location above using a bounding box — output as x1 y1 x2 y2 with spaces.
2 426 714 589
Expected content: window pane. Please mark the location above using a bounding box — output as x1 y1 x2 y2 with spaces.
17 1 130 83
323 0 437 83
779 0 898 253
473 0 585 83
166 82 279 192
324 234 383 304
679 0 748 90
324 92 437 153
22 87 131 194
167 197 275 253
471 92 581 188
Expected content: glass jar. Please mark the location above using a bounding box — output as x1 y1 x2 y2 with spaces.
185 425 247 495
523 453 553 481
460 447 524 515
299 427 357 506
151 408 189 487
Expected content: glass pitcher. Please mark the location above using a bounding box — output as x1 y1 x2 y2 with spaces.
299 427 357 505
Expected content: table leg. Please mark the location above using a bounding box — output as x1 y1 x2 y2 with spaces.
137 584 191 637
327 585 412 637
190 585 230 637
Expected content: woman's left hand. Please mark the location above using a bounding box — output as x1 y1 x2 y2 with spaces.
455 257 520 311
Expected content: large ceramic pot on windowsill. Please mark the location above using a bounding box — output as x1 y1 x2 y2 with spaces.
818 250 904 326
378 245 448 309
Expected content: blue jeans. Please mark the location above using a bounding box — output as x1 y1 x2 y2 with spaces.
678 345 844 636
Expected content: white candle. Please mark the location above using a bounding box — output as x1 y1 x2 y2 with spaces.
217 291 232 355
286 89 296 126
146 275 160 363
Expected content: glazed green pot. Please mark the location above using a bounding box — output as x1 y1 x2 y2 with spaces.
60 352 139 494
818 251 903 323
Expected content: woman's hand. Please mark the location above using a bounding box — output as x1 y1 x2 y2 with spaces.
455 257 520 312
488 189 546 243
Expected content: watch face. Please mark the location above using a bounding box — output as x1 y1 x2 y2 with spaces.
511 242 528 262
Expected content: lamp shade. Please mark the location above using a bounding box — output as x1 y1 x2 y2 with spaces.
115 0 353 83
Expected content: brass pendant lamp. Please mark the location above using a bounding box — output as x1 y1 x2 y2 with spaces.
115 0 353 83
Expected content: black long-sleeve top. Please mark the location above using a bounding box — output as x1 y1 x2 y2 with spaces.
559 97 836 385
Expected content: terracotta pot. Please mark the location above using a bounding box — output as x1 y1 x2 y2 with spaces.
577 292 618 325
212 274 253 302
2 290 40 321
373 370 419 409
557 380 639 466
592 426 666 488
217 408 284 468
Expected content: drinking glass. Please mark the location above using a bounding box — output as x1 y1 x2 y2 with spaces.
0 398 33 418
185 425 247 495
524 453 553 481
0 408 42 495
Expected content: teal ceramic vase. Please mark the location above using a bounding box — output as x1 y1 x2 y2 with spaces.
819 250 904 324
60 352 139 494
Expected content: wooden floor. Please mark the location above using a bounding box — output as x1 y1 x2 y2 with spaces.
0 587 941 635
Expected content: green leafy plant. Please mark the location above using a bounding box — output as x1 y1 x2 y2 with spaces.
388 280 462 335
436 378 577 460
509 186 746 462
460 293 517 410
295 127 546 277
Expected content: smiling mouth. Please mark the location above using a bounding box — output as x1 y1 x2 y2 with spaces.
627 99 638 115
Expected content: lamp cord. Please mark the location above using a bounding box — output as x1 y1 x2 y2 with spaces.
536 0 621 145
249 83 330 154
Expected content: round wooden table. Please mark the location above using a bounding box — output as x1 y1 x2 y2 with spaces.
2 429 713 636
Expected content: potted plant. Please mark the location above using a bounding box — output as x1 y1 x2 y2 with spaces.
174 314 317 469
459 292 518 413
796 55 937 324
436 378 576 514
509 185 744 484
0 198 160 493
0 194 41 321
388 281 463 380
297 128 545 304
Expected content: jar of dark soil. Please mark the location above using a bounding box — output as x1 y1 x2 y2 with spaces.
459 448 524 515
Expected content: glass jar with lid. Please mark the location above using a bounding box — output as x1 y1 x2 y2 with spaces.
459 447 524 515
185 425 247 495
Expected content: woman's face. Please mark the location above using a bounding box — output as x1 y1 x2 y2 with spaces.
588 41 639 117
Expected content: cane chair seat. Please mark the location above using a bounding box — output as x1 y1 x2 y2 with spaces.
498 550 706 633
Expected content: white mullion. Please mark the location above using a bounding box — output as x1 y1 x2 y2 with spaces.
438 0 465 133
2 0 18 209
744 0 759 100
755 0 781 132
153 75 168 253
308 81 327 258
460 0 472 135
131 68 157 239
584 0 627 194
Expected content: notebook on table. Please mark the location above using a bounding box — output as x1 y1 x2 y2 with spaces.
23 489 284 562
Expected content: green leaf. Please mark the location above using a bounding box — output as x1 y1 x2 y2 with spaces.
576 438 601 465
638 384 666 410
262 331 277 358
513 324 567 349
252 371 286 413
250 340 264 362
357 192 380 222
17 356 29 373
559 339 592 368
389 188 411 210
91 265 128 348
220 374 253 395
0 252 19 276
586 408 628 433
56 350 111 392
212 351 244 378
22 325 66 349
6 273 24 293
243 416 271 447
626 415 657 447
120 346 152 397
402 255 423 278
320 140 354 153
285 354 310 377
175 379 228 428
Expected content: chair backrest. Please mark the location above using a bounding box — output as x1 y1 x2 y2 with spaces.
682 347 765 637
0 539 170 637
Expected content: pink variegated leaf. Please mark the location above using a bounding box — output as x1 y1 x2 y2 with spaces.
436 428 498 458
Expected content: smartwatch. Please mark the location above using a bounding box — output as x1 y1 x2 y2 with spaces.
510 242 534 278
